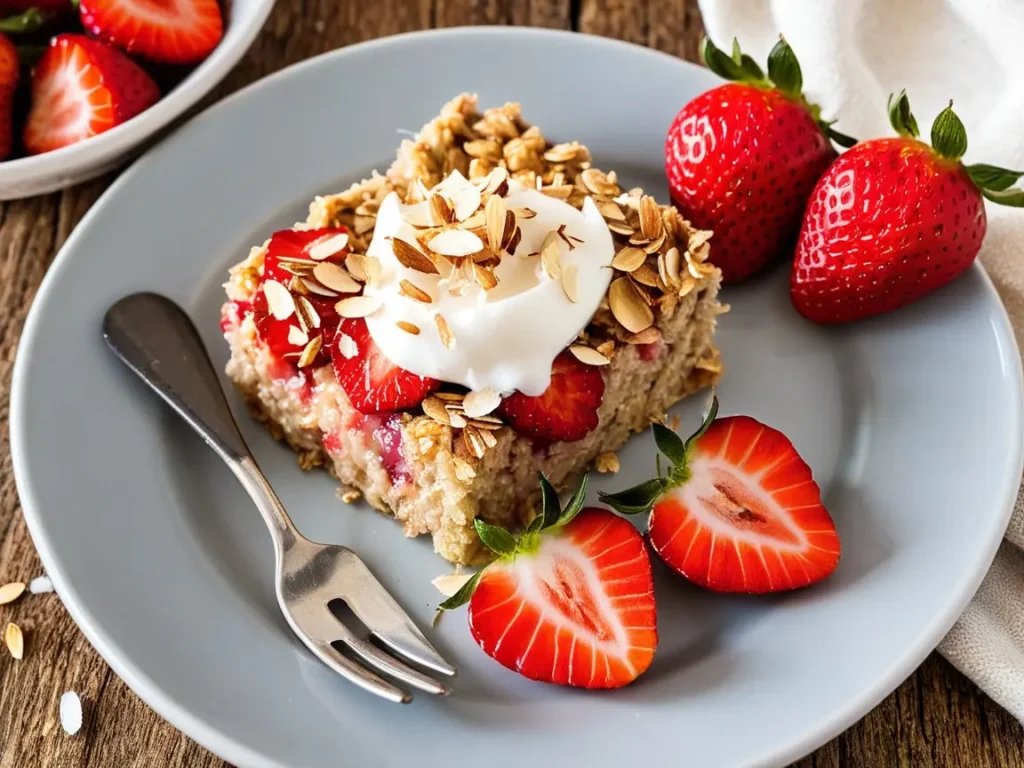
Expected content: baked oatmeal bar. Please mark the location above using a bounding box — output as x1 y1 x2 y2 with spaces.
222 94 725 564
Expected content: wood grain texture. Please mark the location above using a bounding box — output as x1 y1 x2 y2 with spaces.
0 1 1020 766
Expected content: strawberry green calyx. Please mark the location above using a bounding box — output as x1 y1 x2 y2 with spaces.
701 36 855 150
889 90 1024 207
600 396 720 516
434 473 590 617
0 7 47 33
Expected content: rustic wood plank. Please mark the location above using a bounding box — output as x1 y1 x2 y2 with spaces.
0 0 1020 766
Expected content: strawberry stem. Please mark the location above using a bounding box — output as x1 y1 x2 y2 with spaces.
930 101 968 161
0 8 47 34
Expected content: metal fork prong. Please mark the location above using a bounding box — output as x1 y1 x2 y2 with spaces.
332 619 449 696
335 556 457 677
303 636 411 704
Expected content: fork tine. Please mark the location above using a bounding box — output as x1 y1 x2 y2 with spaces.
333 619 449 696
335 553 457 677
300 635 411 704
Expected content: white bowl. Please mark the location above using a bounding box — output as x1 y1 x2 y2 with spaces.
0 0 275 200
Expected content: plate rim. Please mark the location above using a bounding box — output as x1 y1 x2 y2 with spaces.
11 25 1024 768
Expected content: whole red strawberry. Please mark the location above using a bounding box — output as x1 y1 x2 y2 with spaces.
0 34 16 161
601 397 840 594
665 37 854 284
791 92 1024 324
437 474 657 689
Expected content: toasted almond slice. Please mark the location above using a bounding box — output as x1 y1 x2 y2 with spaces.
569 344 610 366
393 238 439 274
396 321 420 335
664 246 682 284
429 229 484 258
483 166 510 197
297 335 323 367
472 263 498 290
461 210 487 230
609 276 655 333
541 231 561 279
363 256 382 287
400 279 432 304
627 327 662 345
463 387 501 418
337 333 358 359
295 295 321 329
353 215 376 235
435 314 456 349
643 229 667 255
345 253 367 282
4 622 23 660
430 194 455 226
308 232 350 261
403 208 435 228
313 263 361 293
510 206 537 220
299 279 339 298
539 184 574 200
506 226 522 255
432 571 475 597
607 220 635 237
639 195 663 239
612 246 646 272
580 168 619 196
463 426 486 458
597 200 626 222
434 391 464 402
449 411 468 429
479 428 498 449
287 325 309 346
596 339 616 358
631 262 661 288
452 184 482 222
561 264 580 303
544 142 580 163
336 296 382 318
464 139 502 159
0 582 25 605
263 280 295 320
423 396 451 424
485 194 506 252
688 229 714 253
595 451 620 473
678 275 699 298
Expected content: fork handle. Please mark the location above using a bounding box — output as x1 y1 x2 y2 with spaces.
102 292 297 546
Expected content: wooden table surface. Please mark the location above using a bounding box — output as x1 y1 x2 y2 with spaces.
0 1 1021 766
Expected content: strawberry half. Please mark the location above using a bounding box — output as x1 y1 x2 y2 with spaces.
601 398 840 593
438 474 657 689
0 34 16 161
332 317 440 414
498 350 605 442
23 34 159 155
80 0 223 65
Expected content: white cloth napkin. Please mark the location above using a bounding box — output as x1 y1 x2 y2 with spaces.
698 0 1024 721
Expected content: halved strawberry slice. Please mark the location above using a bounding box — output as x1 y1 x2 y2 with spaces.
0 34 17 161
23 34 159 155
438 475 657 688
601 398 841 593
498 350 605 442
79 0 223 65
252 227 351 369
332 317 440 414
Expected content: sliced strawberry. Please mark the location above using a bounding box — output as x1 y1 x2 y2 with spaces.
332 317 440 414
79 0 223 65
438 475 657 689
602 398 841 593
499 350 604 442
0 34 16 161
23 34 159 155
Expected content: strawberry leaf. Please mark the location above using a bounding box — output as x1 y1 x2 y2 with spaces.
435 569 483 617
930 101 968 162
474 519 517 556
599 478 667 515
826 125 857 149
700 36 748 82
766 36 802 97
981 187 1024 207
652 421 686 466
888 90 919 139
0 7 47 33
739 54 764 81
966 163 1024 192
539 473 561 529
557 473 589 528
684 394 720 452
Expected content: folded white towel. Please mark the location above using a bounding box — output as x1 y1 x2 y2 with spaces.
698 0 1024 721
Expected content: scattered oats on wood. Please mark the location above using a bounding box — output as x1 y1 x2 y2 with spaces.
609 276 655 333
432 571 474 598
4 622 23 659
0 582 25 605
29 576 53 595
612 246 647 272
400 279 432 304
336 295 382 319
313 262 361 293
297 335 323 367
435 314 456 349
393 238 440 273
463 388 501 418
428 229 484 258
262 280 294 320
561 264 580 303
541 231 562 279
595 452 621 473
287 326 309 346
337 333 358 359
569 344 610 366
308 232 349 260
397 321 420 335
60 692 82 736
341 490 361 504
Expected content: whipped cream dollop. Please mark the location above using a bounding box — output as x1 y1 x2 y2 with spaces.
364 171 615 396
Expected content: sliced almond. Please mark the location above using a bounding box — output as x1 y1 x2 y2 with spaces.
335 295 382 319
0 582 25 606
451 184 482 222
678 275 699 298
627 327 662 345
298 279 339 298
541 231 561 280
544 142 580 163
363 256 382 287
287 326 309 346
664 246 682 285
337 333 358 359
472 263 499 290
463 426 487 458
561 264 580 303
430 194 455 226
263 280 295 320
345 253 367 282
428 229 484 258
434 391 465 402
432 571 475 598
569 344 610 366
4 622 23 660
463 388 501 418
312 262 361 294
596 339 616 358
449 411 468 429
308 232 350 261
483 166 509 197
506 226 522 256
688 229 714 253
393 238 439 274
479 428 498 449
400 279 432 304
435 314 456 349
297 335 323 367
396 321 420 335
353 215 376 235
643 229 668 255
403 208 435 228
580 168 619 196
485 194 506 252
597 200 626 222
295 295 321 329
540 184 574 200
639 195 663 239
422 396 451 425
510 207 537 220
609 276 655 333
607 220 636 237
631 262 661 288
612 246 646 272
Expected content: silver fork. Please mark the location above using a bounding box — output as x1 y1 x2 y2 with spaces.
102 292 456 703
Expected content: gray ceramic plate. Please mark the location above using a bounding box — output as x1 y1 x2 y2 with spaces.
11 28 1024 768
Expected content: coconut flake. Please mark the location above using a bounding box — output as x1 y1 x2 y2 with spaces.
60 691 82 736
29 575 53 594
